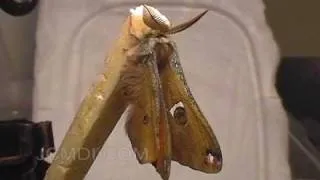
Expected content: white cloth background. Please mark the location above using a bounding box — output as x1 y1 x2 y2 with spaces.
33 0 291 179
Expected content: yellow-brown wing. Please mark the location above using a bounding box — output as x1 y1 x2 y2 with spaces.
160 43 222 173
121 45 158 164
124 71 158 164
122 46 172 180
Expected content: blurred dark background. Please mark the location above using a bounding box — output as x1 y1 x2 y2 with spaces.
264 0 320 179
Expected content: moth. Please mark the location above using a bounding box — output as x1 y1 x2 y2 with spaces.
44 4 223 180
120 5 223 180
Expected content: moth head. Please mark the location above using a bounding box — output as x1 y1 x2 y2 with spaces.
141 4 208 34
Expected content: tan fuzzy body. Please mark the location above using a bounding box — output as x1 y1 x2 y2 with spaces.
119 45 147 103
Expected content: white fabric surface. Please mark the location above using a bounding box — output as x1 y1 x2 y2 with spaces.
33 0 291 179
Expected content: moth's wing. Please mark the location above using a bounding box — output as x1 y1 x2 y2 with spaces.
122 48 171 180
123 53 158 164
160 43 222 173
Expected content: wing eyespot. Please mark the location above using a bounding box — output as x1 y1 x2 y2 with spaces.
143 115 149 124
204 149 223 169
170 102 187 125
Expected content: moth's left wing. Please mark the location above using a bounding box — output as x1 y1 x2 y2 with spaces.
160 42 223 173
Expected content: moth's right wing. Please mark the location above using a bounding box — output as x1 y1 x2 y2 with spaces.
122 45 171 180
121 46 158 164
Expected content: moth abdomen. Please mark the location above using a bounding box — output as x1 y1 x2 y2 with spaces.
120 60 146 102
